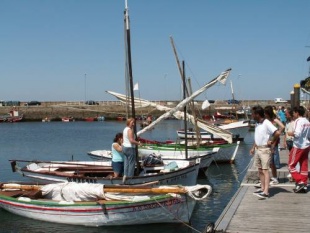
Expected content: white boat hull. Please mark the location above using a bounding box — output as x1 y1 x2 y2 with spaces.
87 150 112 161
0 186 199 226
13 160 200 186
138 146 218 169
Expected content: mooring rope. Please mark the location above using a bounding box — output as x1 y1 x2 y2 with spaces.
154 198 202 233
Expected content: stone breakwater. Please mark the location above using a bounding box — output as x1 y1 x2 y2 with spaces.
0 100 289 121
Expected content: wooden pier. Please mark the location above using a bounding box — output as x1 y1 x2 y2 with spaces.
214 147 310 233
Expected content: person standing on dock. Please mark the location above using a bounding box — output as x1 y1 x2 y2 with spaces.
283 108 294 151
287 106 310 193
250 106 281 199
122 118 141 183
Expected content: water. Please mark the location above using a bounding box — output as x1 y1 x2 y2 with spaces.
0 120 254 233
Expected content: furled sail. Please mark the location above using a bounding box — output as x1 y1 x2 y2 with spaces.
107 68 233 143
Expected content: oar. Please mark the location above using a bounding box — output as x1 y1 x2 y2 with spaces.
9 159 112 167
1 183 187 194
103 187 187 194
1 183 41 191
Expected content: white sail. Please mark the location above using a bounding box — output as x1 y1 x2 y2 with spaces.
137 68 231 135
107 68 233 143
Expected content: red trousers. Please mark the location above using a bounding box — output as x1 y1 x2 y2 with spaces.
288 147 310 184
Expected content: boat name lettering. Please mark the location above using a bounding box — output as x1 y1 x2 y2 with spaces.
132 198 181 212
67 177 97 183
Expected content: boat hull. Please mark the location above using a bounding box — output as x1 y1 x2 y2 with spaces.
0 191 196 226
87 150 112 161
138 146 217 169
13 160 200 186
177 120 249 142
212 141 240 163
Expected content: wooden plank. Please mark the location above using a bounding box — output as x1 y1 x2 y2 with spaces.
215 140 310 233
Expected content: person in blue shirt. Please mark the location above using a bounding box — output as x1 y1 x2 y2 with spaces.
111 133 125 177
277 106 287 126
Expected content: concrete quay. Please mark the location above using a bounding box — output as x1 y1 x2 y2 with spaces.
0 100 290 121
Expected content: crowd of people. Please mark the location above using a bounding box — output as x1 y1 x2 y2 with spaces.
250 105 310 199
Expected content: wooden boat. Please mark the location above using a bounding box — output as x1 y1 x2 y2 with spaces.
141 141 241 164
177 120 249 142
88 142 240 164
84 117 96 122
61 117 75 122
10 159 200 186
87 150 112 161
87 145 216 169
0 110 23 123
138 146 216 169
0 182 212 226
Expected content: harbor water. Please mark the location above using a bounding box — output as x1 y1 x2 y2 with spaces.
0 120 253 233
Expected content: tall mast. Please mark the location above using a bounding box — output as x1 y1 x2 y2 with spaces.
124 0 140 173
182 61 188 159
170 36 201 144
230 80 235 101
123 2 130 118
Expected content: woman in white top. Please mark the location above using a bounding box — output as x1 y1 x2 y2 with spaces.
111 133 124 177
122 118 140 180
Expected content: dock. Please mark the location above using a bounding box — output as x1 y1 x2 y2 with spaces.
214 147 310 233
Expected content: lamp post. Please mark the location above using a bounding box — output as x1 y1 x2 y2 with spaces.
84 74 87 102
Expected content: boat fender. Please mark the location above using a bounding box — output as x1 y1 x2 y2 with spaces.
58 201 75 205
17 197 31 202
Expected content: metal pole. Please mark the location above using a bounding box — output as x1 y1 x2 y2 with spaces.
84 74 87 102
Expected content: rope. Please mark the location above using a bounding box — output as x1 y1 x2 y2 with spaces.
185 185 212 201
154 198 202 233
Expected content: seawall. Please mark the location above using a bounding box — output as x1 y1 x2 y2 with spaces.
0 100 291 121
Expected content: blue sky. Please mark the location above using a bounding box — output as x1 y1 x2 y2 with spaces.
1 0 310 102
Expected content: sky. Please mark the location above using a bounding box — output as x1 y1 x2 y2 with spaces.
1 0 310 102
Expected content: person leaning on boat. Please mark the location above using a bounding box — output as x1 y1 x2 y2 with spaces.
111 133 125 178
122 118 141 181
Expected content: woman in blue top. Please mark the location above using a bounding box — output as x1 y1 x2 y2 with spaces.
111 133 124 177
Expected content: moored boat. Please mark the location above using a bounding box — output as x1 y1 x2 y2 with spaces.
177 120 249 142
62 117 75 122
87 150 112 161
10 159 200 186
0 110 23 123
88 145 217 169
138 145 217 169
0 182 212 226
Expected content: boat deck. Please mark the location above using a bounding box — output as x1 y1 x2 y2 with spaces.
214 147 310 233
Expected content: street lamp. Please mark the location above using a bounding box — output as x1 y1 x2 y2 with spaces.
84 74 87 102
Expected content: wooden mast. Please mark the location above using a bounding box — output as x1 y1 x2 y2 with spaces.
182 61 188 159
124 0 140 173
170 36 201 146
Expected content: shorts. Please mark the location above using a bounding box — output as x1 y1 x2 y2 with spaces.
254 147 271 170
112 161 124 175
